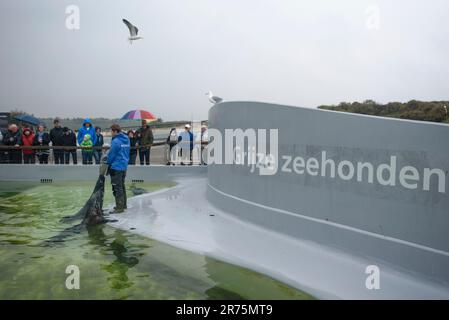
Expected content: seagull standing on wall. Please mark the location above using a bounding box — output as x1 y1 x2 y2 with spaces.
206 91 224 104
122 19 143 44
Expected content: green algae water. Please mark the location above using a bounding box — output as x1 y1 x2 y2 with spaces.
0 181 314 300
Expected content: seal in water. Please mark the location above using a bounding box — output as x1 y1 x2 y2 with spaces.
46 154 116 243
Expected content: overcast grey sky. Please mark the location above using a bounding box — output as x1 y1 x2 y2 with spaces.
0 0 448 120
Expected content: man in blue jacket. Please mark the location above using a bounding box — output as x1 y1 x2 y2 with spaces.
108 124 130 213
77 118 97 146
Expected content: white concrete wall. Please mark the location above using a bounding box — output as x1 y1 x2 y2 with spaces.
207 101 449 285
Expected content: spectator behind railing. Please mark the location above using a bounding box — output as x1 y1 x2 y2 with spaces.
200 125 208 166
77 118 97 148
136 120 153 166
127 130 138 165
62 127 77 165
165 127 178 166
50 119 64 165
3 124 22 164
0 128 5 164
0 130 208 165
178 124 194 166
22 128 35 164
33 125 50 164
80 133 94 165
93 127 104 165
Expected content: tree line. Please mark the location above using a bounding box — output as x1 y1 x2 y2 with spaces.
318 100 449 123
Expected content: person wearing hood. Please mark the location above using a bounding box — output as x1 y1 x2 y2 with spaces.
62 127 77 165
21 127 35 164
108 124 130 213
33 125 51 164
77 118 97 147
3 124 22 164
80 133 94 165
50 119 65 164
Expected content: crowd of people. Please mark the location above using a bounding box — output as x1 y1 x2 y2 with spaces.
0 118 208 166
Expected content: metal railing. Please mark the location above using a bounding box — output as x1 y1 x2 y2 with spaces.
0 140 208 165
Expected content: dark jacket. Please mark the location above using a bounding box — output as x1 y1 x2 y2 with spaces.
136 126 154 146
50 126 64 147
129 137 138 155
61 130 77 147
3 129 22 146
94 133 104 147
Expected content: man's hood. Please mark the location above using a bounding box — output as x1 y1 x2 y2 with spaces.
113 132 129 143
83 118 92 126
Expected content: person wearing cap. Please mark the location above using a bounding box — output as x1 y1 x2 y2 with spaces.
136 120 154 165
50 119 65 164
178 124 194 165
108 124 130 213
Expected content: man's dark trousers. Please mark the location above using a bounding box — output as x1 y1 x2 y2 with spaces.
110 169 127 209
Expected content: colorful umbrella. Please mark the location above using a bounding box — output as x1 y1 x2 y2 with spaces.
121 109 157 122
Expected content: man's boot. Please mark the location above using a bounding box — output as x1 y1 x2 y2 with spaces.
113 195 127 210
111 197 125 214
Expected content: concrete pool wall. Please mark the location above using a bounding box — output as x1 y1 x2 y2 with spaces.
207 101 449 285
0 165 206 183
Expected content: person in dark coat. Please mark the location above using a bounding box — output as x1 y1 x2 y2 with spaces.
62 127 78 165
93 127 104 165
0 128 6 164
2 124 22 164
127 130 138 165
33 125 51 164
136 120 154 165
50 119 65 164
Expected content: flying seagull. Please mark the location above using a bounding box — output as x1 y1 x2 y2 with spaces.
122 19 143 44
206 91 224 104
